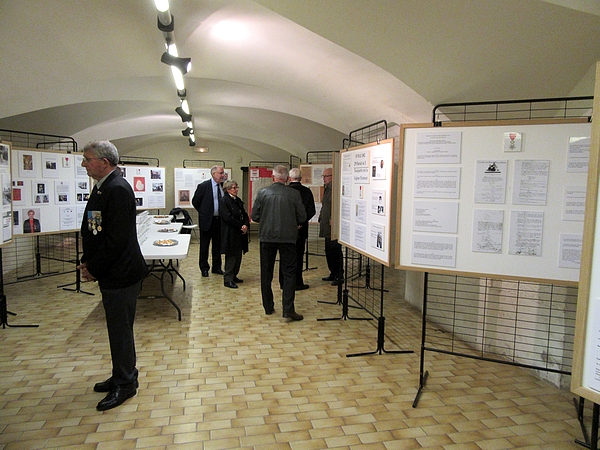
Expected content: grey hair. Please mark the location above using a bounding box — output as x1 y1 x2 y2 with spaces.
223 180 238 191
211 165 224 174
82 140 119 166
272 165 289 181
288 168 302 181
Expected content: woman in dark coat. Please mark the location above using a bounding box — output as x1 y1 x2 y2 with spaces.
219 180 249 289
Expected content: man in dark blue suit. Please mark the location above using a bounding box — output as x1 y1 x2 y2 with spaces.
77 140 148 411
192 166 225 277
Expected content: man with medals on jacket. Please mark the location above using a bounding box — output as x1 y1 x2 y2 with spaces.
77 140 148 411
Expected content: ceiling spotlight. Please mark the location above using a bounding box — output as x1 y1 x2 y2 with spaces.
161 52 191 75
182 127 194 137
188 137 196 147
175 106 192 122
177 88 187 98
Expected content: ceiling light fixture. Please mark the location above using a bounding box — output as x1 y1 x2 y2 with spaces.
188 136 196 146
193 147 209 153
182 127 194 137
161 52 191 76
175 106 192 122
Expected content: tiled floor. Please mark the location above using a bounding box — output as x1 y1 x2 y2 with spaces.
0 238 587 449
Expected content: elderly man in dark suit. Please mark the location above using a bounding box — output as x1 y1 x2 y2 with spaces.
77 140 148 411
287 168 315 290
192 166 226 277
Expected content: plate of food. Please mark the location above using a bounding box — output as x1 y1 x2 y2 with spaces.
154 219 171 224
157 228 178 233
153 239 179 247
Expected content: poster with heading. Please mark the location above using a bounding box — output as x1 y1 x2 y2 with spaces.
337 139 394 266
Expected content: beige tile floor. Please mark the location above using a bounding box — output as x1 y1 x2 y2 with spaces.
0 238 588 449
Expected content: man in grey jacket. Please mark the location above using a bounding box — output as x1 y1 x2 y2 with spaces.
251 165 307 320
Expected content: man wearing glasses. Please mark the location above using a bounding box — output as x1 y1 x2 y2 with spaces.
319 168 343 286
78 140 148 411
192 165 226 277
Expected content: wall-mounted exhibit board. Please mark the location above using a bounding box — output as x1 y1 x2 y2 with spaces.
572 63 600 405
117 165 166 210
337 139 395 266
173 167 233 209
397 120 591 283
0 143 12 246
300 163 331 223
248 167 273 220
12 147 89 235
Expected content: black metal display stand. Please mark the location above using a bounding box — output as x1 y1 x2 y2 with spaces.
0 248 38 329
57 232 94 295
346 264 413 358
573 396 600 449
17 235 59 280
318 247 370 321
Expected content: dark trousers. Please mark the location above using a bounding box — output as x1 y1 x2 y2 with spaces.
279 237 307 287
295 237 306 285
325 238 343 280
260 242 296 314
223 248 242 283
199 217 222 273
100 281 141 386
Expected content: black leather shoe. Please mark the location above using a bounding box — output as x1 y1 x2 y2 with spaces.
212 269 224 275
94 377 138 393
322 275 335 281
224 281 238 289
331 279 342 286
295 284 309 291
201 271 209 277
233 277 244 283
265 309 274 315
96 384 137 411
283 311 304 321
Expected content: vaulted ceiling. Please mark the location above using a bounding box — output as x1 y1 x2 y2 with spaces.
1 0 600 161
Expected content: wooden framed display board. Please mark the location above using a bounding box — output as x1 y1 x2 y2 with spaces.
118 165 166 210
397 119 591 284
572 62 600 404
173 167 233 209
12 147 88 235
300 163 331 223
337 139 395 266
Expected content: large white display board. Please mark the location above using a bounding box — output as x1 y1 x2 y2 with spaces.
337 139 394 266
173 167 233 209
118 165 166 210
398 120 591 284
12 148 89 235
0 142 12 245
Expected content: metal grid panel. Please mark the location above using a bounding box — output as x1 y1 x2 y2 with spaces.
348 120 388 149
3 233 79 285
425 273 576 374
290 155 301 168
182 159 225 168
0 129 77 152
433 97 593 124
306 151 334 164
118 155 159 167
344 248 383 318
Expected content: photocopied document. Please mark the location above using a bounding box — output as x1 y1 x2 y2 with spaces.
411 234 457 268
508 210 544 256
472 209 504 254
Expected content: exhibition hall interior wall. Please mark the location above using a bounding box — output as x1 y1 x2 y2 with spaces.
125 140 254 213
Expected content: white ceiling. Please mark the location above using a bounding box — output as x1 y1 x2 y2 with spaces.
1 0 600 161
